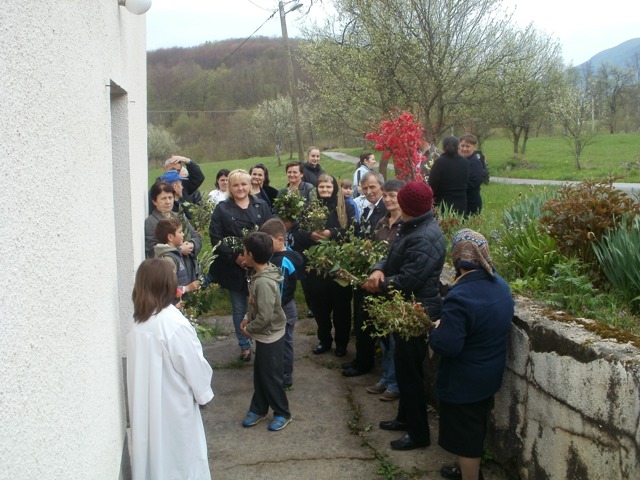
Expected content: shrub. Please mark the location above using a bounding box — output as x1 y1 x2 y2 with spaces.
539 178 640 267
544 256 602 315
593 216 640 309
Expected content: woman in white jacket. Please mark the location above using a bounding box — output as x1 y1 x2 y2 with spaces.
127 259 214 480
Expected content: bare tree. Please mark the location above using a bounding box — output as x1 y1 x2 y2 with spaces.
597 63 633 134
300 0 528 140
490 28 564 154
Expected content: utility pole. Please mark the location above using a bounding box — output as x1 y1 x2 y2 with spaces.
279 1 305 162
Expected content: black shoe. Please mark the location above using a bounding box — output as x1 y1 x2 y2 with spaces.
335 346 347 357
379 419 409 431
312 343 330 355
390 433 429 450
440 465 461 480
342 366 369 377
440 465 483 480
306 310 315 318
341 361 354 369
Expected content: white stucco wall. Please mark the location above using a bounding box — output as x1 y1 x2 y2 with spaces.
0 2 147 478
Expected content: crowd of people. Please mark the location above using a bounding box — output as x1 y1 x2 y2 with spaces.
129 137 511 480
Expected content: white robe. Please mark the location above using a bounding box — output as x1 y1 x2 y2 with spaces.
127 305 214 480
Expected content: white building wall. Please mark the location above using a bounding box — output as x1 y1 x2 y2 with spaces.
0 2 148 478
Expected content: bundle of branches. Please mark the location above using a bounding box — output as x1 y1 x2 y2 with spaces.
273 189 306 223
221 226 259 253
364 288 433 341
305 228 388 287
180 198 215 234
299 199 329 232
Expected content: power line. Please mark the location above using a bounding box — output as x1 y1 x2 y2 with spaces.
173 9 278 103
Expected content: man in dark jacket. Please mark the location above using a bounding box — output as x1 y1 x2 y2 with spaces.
363 181 446 451
342 171 389 377
149 155 205 214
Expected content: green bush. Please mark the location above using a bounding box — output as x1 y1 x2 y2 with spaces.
593 216 640 309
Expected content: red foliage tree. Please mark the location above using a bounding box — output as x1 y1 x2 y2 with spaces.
365 111 424 182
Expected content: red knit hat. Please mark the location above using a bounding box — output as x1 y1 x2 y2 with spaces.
397 181 434 217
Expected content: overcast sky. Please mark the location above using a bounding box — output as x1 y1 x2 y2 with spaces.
147 0 639 66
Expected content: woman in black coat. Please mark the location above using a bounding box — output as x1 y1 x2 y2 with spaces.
209 169 273 361
428 136 469 215
294 174 356 357
363 181 446 451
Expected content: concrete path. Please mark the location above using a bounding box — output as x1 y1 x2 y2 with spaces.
200 315 509 480
321 151 640 196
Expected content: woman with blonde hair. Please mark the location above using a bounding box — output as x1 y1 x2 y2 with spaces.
209 169 273 361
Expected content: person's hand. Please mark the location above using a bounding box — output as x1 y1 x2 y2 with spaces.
240 318 250 337
235 254 247 268
432 319 441 329
180 242 194 256
186 280 201 293
317 229 332 239
310 231 323 242
362 270 385 293
170 155 190 165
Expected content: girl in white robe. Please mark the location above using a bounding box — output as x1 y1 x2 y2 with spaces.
127 258 214 480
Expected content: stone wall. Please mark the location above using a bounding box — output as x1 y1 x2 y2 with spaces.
487 298 640 479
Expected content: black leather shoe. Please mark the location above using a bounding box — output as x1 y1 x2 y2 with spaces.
341 361 354 369
312 343 330 355
306 310 315 318
440 465 483 480
379 419 409 431
335 346 347 357
390 433 429 450
342 366 368 377
440 465 462 480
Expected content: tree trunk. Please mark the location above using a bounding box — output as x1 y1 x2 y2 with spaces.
520 127 530 155
378 158 389 181
512 130 521 154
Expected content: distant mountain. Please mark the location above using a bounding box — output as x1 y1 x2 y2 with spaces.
577 38 640 70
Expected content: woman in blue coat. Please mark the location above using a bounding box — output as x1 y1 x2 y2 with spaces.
430 229 514 480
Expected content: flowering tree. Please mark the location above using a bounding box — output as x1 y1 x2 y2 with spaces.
365 111 423 182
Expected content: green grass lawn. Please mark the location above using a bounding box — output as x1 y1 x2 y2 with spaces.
482 133 640 182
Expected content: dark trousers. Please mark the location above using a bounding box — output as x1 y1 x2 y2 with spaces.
309 272 352 348
250 337 290 418
352 289 376 371
394 334 430 444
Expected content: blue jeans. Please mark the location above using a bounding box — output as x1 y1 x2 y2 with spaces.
379 335 399 393
228 289 251 351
